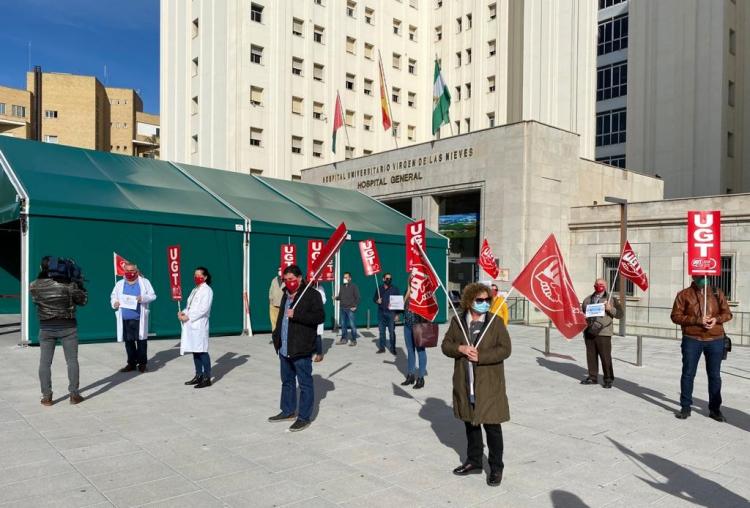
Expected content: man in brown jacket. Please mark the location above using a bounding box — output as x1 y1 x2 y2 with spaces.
670 276 732 421
580 278 623 389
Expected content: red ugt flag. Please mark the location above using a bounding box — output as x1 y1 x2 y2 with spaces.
619 241 649 291
308 223 348 281
478 239 499 279
406 219 426 272
408 247 440 321
512 234 586 339
113 252 129 277
359 239 382 276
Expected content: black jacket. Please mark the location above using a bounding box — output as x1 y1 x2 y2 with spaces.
272 283 325 359
30 278 88 323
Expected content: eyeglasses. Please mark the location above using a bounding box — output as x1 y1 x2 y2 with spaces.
283 277 297 283
474 297 492 304
384 278 392 282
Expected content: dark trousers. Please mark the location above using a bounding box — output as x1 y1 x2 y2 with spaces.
465 421 504 472
584 334 614 382
378 310 396 350
38 327 79 397
123 319 147 367
192 352 211 377
279 354 314 422
680 336 724 412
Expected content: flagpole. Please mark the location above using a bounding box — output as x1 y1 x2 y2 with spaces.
703 275 707 318
292 230 347 311
338 91 351 148
374 273 381 299
378 50 398 150
474 286 517 348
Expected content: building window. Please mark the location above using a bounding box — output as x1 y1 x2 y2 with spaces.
489 2 496 19
292 57 303 76
347 0 357 17
596 155 626 168
346 73 356 90
363 149 373 155
393 122 400 138
408 59 417 75
313 139 324 158
251 45 263 64
466 48 472 64
730 29 736 55
456 17 462 33
365 7 374 24
408 91 416 107
363 114 373 131
393 19 402 35
409 25 417 41
595 108 627 146
292 18 304 36
192 18 199 38
292 96 303 115
466 13 472 29
488 39 496 57
465 118 471 132
393 53 401 69
192 57 199 76
454 86 461 100
314 25 324 43
465 83 472 98
707 256 734 300
291 135 303 154
728 131 735 158
44 110 58 118
364 78 373 95
435 26 442 41
191 96 198 115
345 110 356 128
598 0 626 9
597 61 627 101
250 86 263 106
313 101 324 119
454 120 460 134
314 63 324 81
364 43 374 59
392 87 401 103
455 51 462 67
12 105 25 117
43 135 58 144
436 0 442 7
250 168 263 175
346 36 357 54
407 125 416 141
191 134 198 153
603 257 634 296
598 14 628 55
487 76 496 93
0 103 5 115
487 112 495 127
728 80 735 107
345 146 355 159
409 0 417 8
250 127 263 146
250 3 263 23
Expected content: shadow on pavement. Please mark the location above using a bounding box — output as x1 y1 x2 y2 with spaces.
312 374 335 420
418 397 465 462
383 347 407 377
320 338 334 355
531 347 576 361
211 351 250 385
608 437 749 507
549 490 591 508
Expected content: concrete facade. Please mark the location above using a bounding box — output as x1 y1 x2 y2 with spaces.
0 86 31 138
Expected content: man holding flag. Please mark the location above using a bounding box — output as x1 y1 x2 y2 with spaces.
580 278 623 388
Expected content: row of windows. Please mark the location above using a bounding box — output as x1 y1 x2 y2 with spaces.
434 0 496 20
598 0 626 10
109 99 129 106
596 108 626 147
598 14 628 56
596 61 627 101
247 128 416 157
596 155 626 168
0 103 26 117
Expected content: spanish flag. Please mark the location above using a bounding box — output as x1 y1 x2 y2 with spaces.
490 294 509 326
378 52 392 131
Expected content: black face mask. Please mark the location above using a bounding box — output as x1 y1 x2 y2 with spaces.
384 279 392 285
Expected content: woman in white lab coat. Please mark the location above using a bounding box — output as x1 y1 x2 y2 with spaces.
179 267 214 388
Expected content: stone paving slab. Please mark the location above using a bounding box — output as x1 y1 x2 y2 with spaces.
0 314 748 507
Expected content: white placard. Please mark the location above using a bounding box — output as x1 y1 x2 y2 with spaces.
585 303 605 318
389 295 405 311
120 294 139 311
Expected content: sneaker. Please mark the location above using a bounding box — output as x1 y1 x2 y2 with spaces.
268 412 296 422
69 393 84 405
349 340 357 347
709 410 726 422
376 348 386 354
675 407 691 419
40 394 53 407
337 339 348 345
288 419 311 432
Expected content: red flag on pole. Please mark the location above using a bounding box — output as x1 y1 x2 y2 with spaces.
308 223 348 282
359 239 382 276
332 92 344 153
619 241 649 291
406 219 426 272
280 244 297 270
687 210 721 276
478 239 499 279
113 252 129 277
167 245 182 301
307 239 335 282
512 234 586 339
378 52 392 131
408 248 440 321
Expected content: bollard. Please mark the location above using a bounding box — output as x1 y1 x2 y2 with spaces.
544 326 550 355
367 309 370 330
636 335 643 367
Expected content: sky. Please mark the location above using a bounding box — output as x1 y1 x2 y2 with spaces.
0 0 160 113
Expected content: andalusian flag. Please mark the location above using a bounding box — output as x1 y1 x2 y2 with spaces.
378 52 392 131
490 294 509 326
332 92 344 153
432 59 451 135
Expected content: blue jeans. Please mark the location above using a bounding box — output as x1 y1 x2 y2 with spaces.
404 323 427 377
340 308 359 341
192 352 211 376
378 310 396 350
680 336 724 412
279 354 314 422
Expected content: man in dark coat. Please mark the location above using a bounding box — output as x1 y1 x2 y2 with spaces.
269 265 325 432
580 278 623 389
374 272 400 354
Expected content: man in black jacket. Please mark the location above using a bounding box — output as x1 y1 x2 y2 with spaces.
336 272 361 345
269 265 325 432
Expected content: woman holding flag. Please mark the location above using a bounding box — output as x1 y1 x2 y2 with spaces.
441 283 511 487
401 273 428 389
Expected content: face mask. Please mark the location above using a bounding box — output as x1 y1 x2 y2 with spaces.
594 284 606 293
693 278 708 288
285 278 300 293
194 275 205 286
472 301 490 314
124 273 138 282
343 278 350 284
384 279 392 286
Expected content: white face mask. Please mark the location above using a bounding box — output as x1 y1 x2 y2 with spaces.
343 278 350 284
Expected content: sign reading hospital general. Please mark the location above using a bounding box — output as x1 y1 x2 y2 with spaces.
280 244 297 270
167 245 182 301
406 219 426 272
359 239 382 276
687 211 721 276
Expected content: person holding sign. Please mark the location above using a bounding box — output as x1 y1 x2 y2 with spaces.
179 267 214 389
671 276 732 421
111 263 157 373
580 278 623 389
374 272 400 354
335 272 361 346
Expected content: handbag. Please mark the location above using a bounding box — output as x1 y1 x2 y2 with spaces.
723 336 732 360
412 322 439 348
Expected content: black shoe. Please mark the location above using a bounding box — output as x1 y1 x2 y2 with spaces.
194 376 212 388
487 469 503 487
453 463 482 476
401 374 415 386
337 338 348 345
138 364 148 373
120 365 136 373
184 375 201 385
349 340 357 347
376 348 386 354
389 348 397 355
268 412 296 422
603 381 612 389
675 407 691 419
289 419 311 432
580 378 596 385
709 410 726 422
413 377 425 389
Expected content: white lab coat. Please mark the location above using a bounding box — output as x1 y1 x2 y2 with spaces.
110 277 157 342
316 286 326 336
180 283 214 355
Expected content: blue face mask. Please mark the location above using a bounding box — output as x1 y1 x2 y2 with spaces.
472 301 490 314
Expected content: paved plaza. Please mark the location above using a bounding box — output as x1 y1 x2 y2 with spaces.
0 315 748 508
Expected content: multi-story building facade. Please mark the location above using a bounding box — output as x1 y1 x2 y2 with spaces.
161 0 596 179
0 69 159 157
596 0 750 198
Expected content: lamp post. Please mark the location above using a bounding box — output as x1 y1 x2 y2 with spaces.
604 196 628 337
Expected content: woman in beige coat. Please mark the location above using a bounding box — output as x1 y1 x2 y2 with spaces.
441 282 512 487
